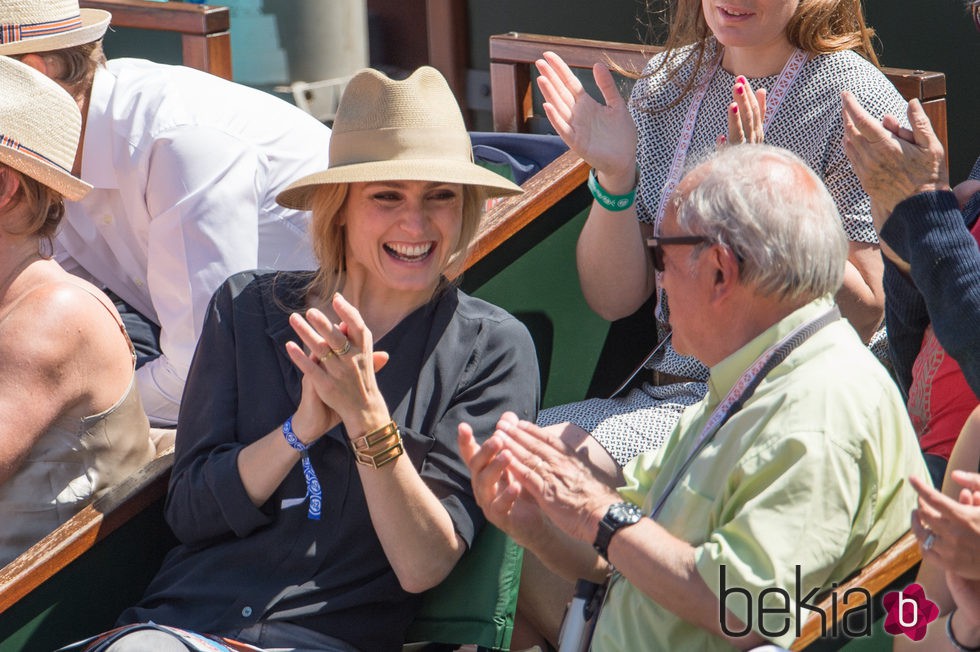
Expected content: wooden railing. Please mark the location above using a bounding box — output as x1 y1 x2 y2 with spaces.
791 532 921 649
79 0 232 79
489 32 949 155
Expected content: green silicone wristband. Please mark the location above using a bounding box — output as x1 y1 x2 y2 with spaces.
588 168 637 212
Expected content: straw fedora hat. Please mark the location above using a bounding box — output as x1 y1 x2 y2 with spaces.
0 0 110 56
0 55 90 200
277 66 522 210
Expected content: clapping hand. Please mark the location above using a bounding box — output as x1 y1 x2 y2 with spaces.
718 76 767 147
535 51 638 193
910 472 980 581
286 293 390 442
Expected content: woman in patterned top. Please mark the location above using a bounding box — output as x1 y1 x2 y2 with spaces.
514 2 911 649
535 0 909 480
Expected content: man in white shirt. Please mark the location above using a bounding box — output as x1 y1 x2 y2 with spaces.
0 1 331 425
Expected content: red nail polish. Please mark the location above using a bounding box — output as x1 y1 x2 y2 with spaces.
731 104 738 114
736 75 747 84
736 85 744 95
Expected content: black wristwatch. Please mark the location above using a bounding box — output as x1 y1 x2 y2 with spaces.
593 501 643 561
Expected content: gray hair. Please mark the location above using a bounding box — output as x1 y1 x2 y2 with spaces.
674 144 848 303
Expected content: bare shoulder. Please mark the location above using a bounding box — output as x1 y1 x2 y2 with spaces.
0 279 127 376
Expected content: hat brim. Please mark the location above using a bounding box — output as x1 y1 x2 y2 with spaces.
277 159 523 210
0 8 111 56
0 146 91 201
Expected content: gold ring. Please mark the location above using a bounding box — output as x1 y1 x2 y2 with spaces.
318 351 334 364
332 339 352 356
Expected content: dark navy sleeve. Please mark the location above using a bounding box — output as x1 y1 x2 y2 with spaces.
164 273 276 544
415 312 539 549
882 189 980 398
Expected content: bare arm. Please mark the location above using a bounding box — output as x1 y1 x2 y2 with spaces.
0 280 135 484
535 52 656 319
836 241 885 342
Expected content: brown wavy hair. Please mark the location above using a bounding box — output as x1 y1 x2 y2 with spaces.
639 0 878 110
29 40 106 105
1 165 65 250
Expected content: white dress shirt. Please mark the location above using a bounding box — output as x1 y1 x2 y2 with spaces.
55 59 331 426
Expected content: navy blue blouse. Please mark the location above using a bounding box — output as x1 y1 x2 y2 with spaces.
119 271 539 651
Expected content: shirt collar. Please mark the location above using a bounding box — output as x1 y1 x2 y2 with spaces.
79 65 119 189
706 294 836 404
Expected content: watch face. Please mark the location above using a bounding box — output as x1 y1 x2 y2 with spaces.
609 502 642 525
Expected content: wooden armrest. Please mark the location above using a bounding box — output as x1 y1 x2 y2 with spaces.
79 0 232 80
791 531 921 650
0 453 174 614
455 149 588 277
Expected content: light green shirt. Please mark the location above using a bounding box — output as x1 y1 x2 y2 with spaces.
591 296 927 651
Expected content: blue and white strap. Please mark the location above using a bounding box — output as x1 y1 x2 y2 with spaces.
282 416 322 521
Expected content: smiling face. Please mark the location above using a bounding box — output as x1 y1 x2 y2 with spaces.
702 0 799 67
341 180 464 303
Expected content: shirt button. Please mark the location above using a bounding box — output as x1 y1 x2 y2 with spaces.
241 606 252 617
134 278 144 288
102 214 113 225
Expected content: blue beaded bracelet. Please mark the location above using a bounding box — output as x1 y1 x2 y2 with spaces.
282 416 322 521
588 168 637 212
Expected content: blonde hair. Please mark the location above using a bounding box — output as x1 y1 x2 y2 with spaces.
639 0 878 110
304 183 485 304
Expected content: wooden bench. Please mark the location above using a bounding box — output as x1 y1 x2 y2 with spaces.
791 531 921 649
79 0 232 79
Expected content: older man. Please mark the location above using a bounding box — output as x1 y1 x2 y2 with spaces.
460 144 926 651
0 1 331 425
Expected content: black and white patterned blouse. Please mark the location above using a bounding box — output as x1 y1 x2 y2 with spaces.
630 39 908 380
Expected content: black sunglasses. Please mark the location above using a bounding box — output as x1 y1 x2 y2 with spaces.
646 235 710 272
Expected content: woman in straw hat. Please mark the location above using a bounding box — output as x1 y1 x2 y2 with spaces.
0 55 153 566
74 66 536 652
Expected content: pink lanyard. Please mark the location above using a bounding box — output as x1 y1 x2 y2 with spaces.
652 47 809 228
647 306 839 520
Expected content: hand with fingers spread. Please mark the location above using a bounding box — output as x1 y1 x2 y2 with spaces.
535 51 638 192
910 472 980 580
458 413 553 550
488 415 622 545
841 91 950 229
717 76 767 148
285 292 391 442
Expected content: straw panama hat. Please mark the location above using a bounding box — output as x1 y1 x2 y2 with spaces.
0 55 90 200
277 66 523 210
0 0 111 56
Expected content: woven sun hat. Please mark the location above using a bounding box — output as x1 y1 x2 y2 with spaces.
277 66 523 210
0 55 90 200
0 0 110 56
